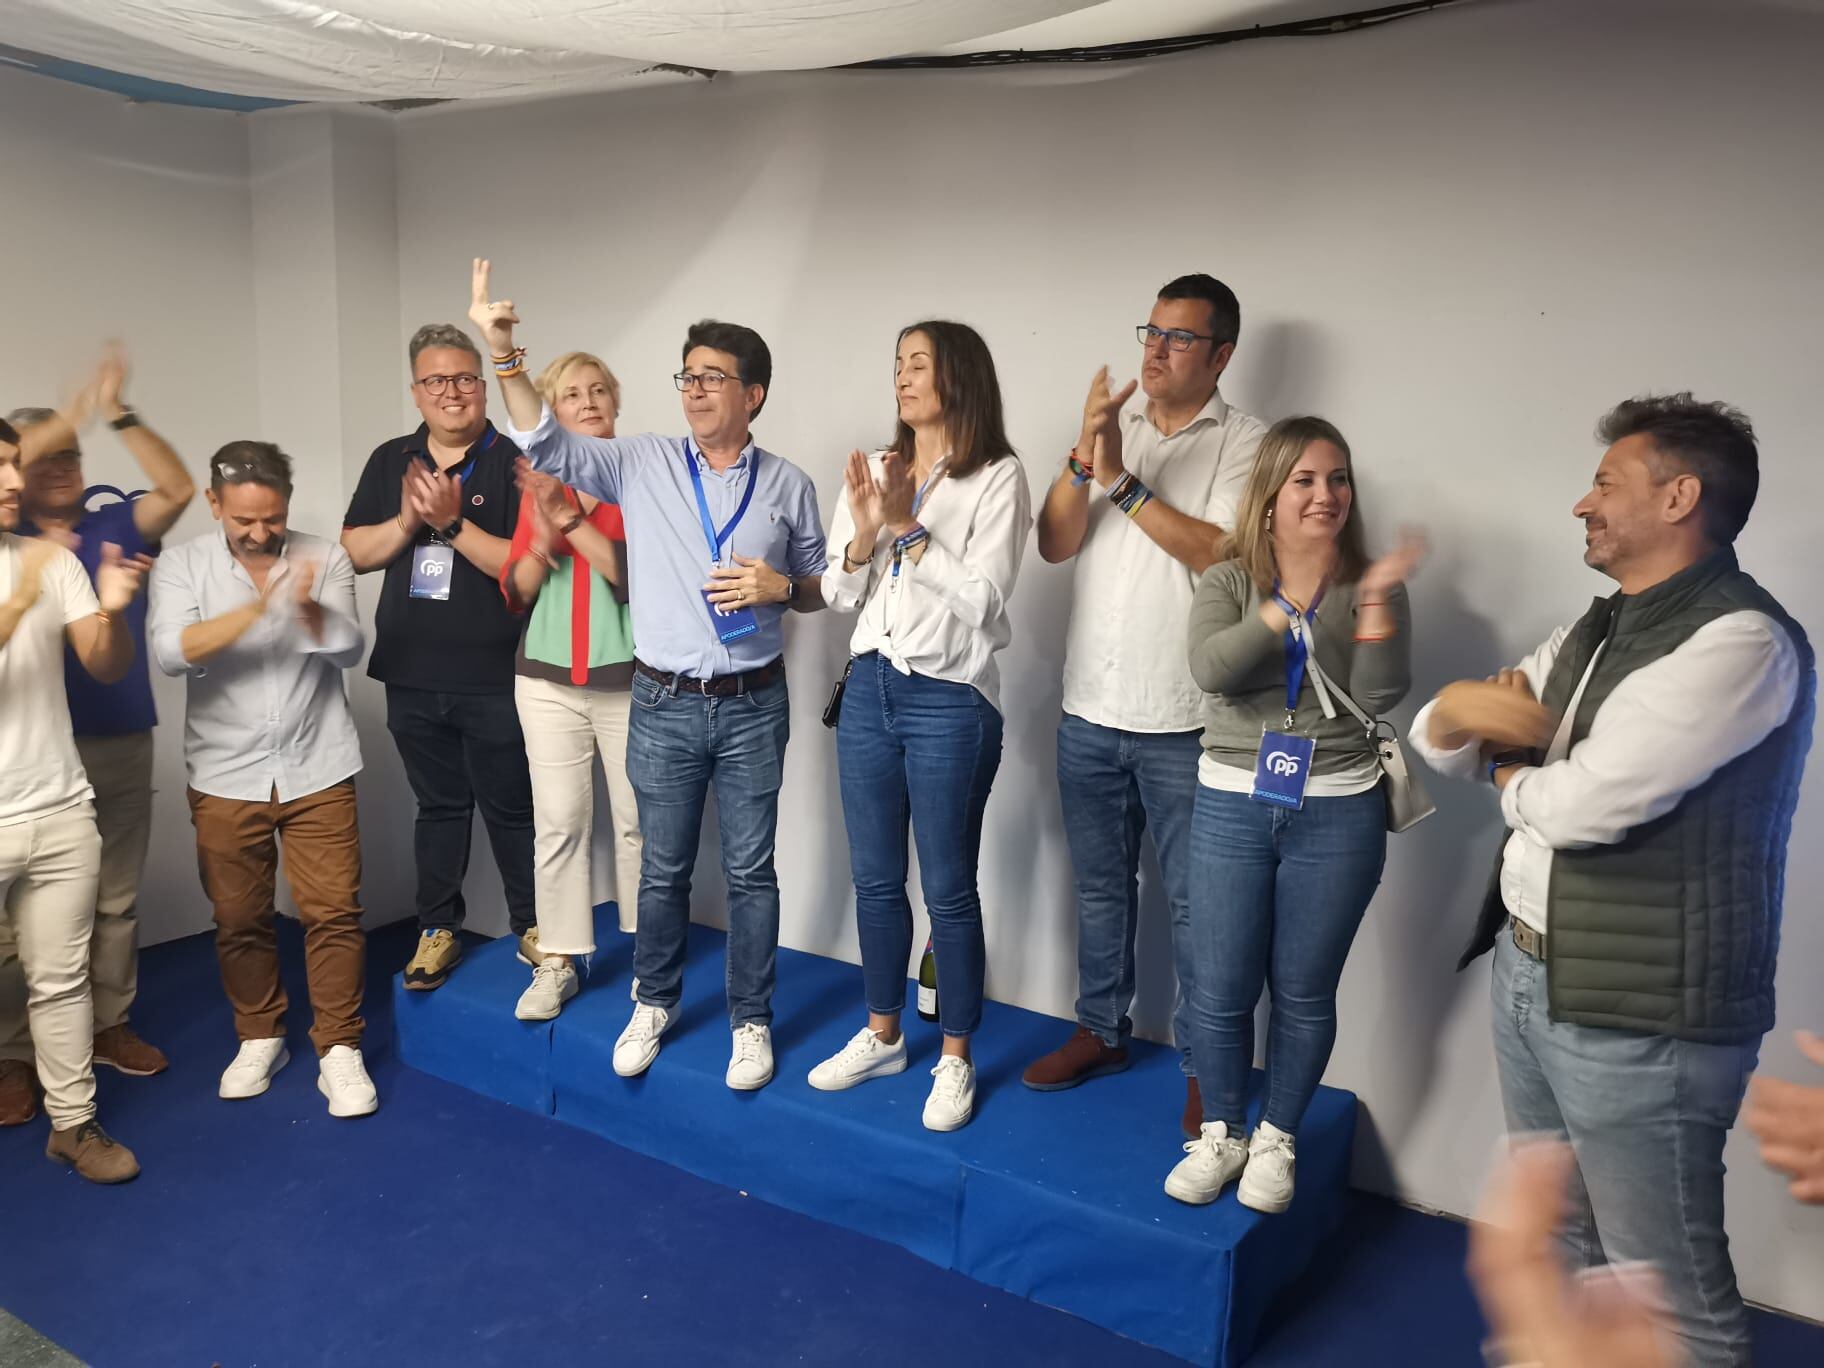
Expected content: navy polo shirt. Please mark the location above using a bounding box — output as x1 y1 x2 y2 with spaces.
343 422 523 693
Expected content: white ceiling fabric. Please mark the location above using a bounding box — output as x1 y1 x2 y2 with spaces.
2 0 1115 103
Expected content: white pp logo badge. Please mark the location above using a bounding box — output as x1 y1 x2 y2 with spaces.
1264 750 1302 777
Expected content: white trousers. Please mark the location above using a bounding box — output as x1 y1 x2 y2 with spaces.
514 675 642 954
0 802 101 1129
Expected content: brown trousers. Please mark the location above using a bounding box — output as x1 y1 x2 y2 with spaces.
187 781 365 1055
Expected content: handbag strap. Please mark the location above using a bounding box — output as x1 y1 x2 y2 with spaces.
1303 648 1384 740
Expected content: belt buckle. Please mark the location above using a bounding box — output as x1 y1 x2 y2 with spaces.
1511 918 1546 960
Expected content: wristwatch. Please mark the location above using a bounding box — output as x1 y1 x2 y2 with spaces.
1487 750 1529 784
108 407 141 432
437 515 464 542
785 579 800 605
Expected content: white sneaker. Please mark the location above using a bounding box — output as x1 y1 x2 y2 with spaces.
1237 1121 1297 1213
1165 1121 1250 1205
726 1022 775 1091
808 1026 908 1092
613 1003 671 1077
219 1037 289 1100
515 957 578 1021
922 1055 975 1131
317 1045 379 1118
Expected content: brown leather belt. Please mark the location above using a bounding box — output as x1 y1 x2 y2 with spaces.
1509 916 1548 961
634 656 784 698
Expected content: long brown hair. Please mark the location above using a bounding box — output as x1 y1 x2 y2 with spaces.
1220 416 1369 592
885 320 1014 480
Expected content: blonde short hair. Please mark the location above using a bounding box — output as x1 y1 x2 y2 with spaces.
535 351 621 416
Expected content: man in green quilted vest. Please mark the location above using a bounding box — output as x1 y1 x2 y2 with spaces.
1412 393 1814 1368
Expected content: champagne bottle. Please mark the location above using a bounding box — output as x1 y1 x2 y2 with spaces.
916 935 939 1023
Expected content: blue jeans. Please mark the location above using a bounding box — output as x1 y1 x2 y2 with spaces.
1490 927 1760 1368
1056 714 1202 1071
625 671 791 1030
1186 785 1386 1134
837 655 1002 1038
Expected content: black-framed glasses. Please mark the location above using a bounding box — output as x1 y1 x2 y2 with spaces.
1136 324 1216 352
415 373 483 396
673 370 743 393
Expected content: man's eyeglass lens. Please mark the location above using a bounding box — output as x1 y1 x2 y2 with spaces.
1136 325 1210 352
419 374 482 396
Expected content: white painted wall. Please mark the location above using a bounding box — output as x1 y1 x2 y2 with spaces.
386 0 1824 1317
4 0 1822 1321
0 65 258 946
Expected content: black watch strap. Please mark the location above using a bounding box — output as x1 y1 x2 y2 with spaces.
109 408 141 432
438 516 464 541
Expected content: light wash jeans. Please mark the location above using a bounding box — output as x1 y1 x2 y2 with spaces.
625 671 790 1031
1490 926 1760 1368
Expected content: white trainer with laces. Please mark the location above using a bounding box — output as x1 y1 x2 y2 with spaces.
1237 1121 1297 1213
613 1003 671 1077
922 1055 975 1131
218 1037 289 1100
1164 1120 1250 1205
516 958 578 1021
317 1045 379 1118
726 1023 775 1091
808 1027 908 1092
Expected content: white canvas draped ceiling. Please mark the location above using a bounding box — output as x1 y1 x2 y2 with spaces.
0 1 1294 104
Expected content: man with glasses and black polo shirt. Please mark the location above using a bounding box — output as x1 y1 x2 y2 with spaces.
1026 274 1266 1141
470 259 827 1093
341 323 537 992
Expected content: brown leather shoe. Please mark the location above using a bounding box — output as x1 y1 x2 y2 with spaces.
0 1059 38 1126
1022 1025 1131 1091
46 1119 141 1184
1182 1076 1203 1140
94 1023 170 1077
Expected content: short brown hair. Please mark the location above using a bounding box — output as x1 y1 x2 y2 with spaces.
1219 416 1369 593
210 440 293 496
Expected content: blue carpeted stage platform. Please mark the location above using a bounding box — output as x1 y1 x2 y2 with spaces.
396 908 1358 1366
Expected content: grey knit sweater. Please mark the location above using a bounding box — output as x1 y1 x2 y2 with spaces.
1186 560 1413 776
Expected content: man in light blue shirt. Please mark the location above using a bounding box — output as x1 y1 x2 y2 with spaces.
148 441 378 1120
479 260 825 1092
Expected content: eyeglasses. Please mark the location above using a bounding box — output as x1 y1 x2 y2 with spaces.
1136 325 1216 352
415 373 483 396
673 370 743 393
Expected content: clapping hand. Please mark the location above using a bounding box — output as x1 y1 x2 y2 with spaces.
843 450 887 545
289 558 324 641
1431 675 1555 752
468 258 519 357
1469 1141 1679 1368
1744 1030 1824 1204
94 542 154 614
406 461 461 532
877 450 917 535
1079 366 1137 488
1359 529 1428 599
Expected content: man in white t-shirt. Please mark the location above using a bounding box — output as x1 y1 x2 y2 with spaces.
1024 275 1266 1139
0 414 152 1182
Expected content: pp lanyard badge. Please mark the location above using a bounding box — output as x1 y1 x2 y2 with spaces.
409 543 455 600
1251 586 1325 810
688 440 762 645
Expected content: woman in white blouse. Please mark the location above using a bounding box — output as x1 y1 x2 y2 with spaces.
808 320 1032 1131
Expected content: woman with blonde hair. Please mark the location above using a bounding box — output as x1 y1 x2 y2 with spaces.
500 350 642 1021
1167 415 1423 1210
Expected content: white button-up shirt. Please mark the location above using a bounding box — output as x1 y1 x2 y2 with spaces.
0 536 97 826
148 528 365 802
1411 611 1802 934
824 452 1032 714
1061 389 1266 733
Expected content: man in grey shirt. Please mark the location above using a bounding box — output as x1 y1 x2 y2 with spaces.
149 441 378 1119
474 260 827 1094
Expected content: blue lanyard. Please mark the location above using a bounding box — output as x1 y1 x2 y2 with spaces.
685 439 759 565
891 460 945 582
1272 582 1325 718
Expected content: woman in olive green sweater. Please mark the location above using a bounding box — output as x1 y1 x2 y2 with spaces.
1166 416 1424 1213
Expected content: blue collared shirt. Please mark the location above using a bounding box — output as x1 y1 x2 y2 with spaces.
505 405 828 679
